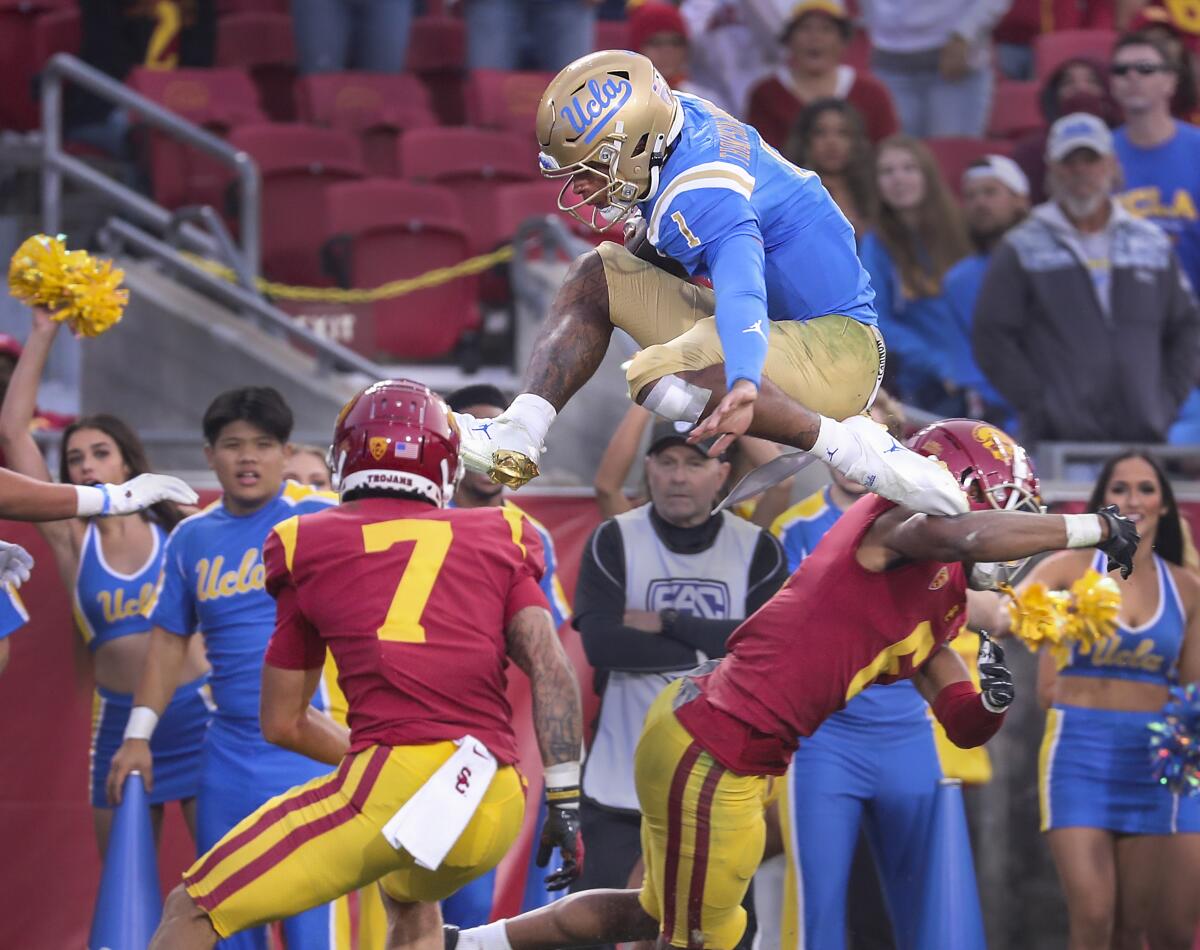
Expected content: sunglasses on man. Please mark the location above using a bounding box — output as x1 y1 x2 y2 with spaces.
1110 62 1175 76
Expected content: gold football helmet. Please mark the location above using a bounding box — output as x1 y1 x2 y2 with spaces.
536 50 682 232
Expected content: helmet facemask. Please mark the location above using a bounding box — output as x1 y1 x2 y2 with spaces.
965 462 1044 590
540 125 672 233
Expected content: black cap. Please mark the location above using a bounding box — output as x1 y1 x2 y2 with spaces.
646 419 724 459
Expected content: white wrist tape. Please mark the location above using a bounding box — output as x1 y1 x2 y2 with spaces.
124 706 159 741
543 761 581 789
73 484 109 517
1063 513 1103 548
641 374 711 424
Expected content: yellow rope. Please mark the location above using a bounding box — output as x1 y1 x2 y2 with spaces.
185 244 514 303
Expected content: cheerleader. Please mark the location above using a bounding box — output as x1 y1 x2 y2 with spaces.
0 308 211 854
1029 451 1199 949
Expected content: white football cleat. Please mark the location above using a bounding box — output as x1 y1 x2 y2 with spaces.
454 411 544 489
840 415 969 516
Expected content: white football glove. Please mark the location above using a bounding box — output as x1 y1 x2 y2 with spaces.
74 474 199 517
0 540 34 589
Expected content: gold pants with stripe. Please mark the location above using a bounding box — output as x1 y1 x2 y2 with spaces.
183 743 524 940
635 680 769 950
596 242 885 420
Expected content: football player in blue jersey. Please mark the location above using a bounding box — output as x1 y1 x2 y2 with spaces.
107 387 345 950
453 50 966 519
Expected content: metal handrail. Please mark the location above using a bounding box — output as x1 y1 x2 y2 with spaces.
99 217 388 379
40 53 261 275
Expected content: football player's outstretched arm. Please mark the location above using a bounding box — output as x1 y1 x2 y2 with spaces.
883 506 1140 578
506 604 586 890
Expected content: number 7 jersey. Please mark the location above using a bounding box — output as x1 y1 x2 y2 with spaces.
262 495 551 763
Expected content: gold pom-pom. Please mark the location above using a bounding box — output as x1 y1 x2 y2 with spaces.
1005 582 1072 666
8 233 127 337
1065 569 1121 653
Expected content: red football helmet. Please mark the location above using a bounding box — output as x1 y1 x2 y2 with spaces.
908 418 1041 514
327 379 462 505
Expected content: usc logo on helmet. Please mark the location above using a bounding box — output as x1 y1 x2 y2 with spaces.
972 424 1017 464
369 437 389 461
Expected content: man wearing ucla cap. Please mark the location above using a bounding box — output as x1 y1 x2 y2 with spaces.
973 111 1200 444
944 154 1029 428
562 416 785 906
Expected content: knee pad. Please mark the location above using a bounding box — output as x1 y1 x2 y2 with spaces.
638 374 712 425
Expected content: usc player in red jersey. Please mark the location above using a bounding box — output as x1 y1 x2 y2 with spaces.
149 380 585 950
449 419 1141 950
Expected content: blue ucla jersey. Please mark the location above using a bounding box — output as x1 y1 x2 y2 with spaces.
0 584 28 640
1115 121 1200 291
1060 552 1186 685
74 520 165 650
149 482 337 720
771 487 927 726
504 501 571 629
641 93 876 388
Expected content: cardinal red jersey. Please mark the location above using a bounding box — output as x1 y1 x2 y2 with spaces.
675 494 968 775
262 496 550 763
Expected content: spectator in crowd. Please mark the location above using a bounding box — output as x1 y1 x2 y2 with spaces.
785 98 878 235
69 0 216 155
629 3 731 112
463 0 595 72
943 155 1030 428
993 0 1117 80
1111 30 1200 443
1013 56 1120 203
292 0 414 74
973 113 1200 444
747 0 898 149
1127 3 1200 123
282 443 331 490
856 0 1008 137
858 135 972 416
570 419 787 904
680 0 781 117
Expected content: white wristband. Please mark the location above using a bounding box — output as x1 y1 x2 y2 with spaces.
1063 513 1103 549
124 706 159 741
73 484 109 517
543 761 581 789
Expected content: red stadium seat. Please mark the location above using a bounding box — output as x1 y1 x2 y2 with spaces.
217 12 298 120
465 69 553 136
0 0 69 130
987 80 1043 140
924 137 1015 197
128 67 266 209
228 124 365 283
594 19 630 51
297 73 436 176
1034 29 1117 79
399 128 538 251
322 179 480 360
408 16 467 125
32 6 79 74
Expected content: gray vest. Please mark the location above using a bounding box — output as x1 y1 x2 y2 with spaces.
582 504 762 810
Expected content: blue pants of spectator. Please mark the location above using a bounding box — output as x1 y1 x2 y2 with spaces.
292 0 414 74
464 0 595 71
872 63 993 138
1168 388 1200 444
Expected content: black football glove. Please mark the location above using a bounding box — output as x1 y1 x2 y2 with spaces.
1096 505 1140 579
536 785 585 891
977 631 1014 713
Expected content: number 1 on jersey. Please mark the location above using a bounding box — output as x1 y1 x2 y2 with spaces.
361 520 453 643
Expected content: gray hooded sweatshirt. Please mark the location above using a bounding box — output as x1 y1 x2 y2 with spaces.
972 199 1200 442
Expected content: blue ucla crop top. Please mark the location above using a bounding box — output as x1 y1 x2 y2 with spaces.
73 520 166 650
1060 552 1185 685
